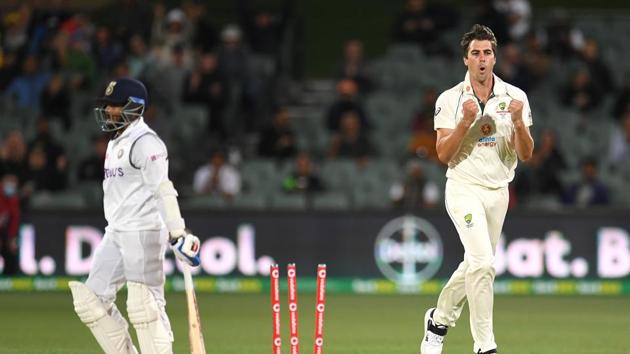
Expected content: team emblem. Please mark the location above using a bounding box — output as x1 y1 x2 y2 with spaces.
105 81 117 96
498 102 506 111
481 123 492 136
117 149 124 159
464 213 474 228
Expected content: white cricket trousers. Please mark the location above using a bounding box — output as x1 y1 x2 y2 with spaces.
434 179 508 353
86 229 173 339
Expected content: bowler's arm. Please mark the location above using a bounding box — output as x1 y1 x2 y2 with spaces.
512 121 534 161
435 120 472 164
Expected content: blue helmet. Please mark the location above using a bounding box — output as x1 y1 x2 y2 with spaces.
94 78 148 131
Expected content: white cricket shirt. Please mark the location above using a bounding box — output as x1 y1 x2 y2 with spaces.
434 72 533 189
103 117 170 232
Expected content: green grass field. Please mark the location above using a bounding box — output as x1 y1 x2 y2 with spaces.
0 292 628 354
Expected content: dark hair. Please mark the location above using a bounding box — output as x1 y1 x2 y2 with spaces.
460 24 498 58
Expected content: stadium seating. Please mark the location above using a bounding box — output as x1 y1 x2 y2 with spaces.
30 191 87 210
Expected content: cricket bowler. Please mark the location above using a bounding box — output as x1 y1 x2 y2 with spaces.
420 24 534 354
68 78 201 354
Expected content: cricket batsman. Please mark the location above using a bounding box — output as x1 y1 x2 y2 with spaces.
420 24 534 354
68 78 201 354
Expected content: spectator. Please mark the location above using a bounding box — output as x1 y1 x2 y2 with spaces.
496 43 531 92
408 88 439 161
217 24 261 133
27 147 60 192
494 0 532 42
93 26 124 73
127 34 150 79
29 4 72 55
2 4 32 52
182 52 228 139
4 55 51 109
611 71 630 120
522 32 551 89
473 0 510 45
41 74 72 130
334 39 374 94
97 0 153 41
390 159 440 208
563 158 609 207
282 152 324 193
0 130 28 185
326 79 369 132
545 10 584 59
151 6 193 65
0 51 20 91
527 128 567 198
561 67 602 112
108 59 131 80
237 5 284 128
239 3 287 58
607 113 630 169
50 14 96 90
145 43 191 112
166 43 191 100
328 111 376 165
580 38 615 94
184 0 219 52
25 119 68 192
52 32 96 90
392 0 459 56
57 14 94 50
0 172 21 276
193 149 241 200
258 107 297 160
217 24 250 84
78 135 108 183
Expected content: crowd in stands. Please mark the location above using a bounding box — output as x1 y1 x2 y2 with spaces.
1 0 630 212
388 0 629 208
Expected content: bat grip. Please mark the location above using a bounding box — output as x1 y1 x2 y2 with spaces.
182 262 195 292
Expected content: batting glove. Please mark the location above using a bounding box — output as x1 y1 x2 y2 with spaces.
170 232 201 267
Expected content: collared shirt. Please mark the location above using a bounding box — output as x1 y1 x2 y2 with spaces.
434 72 533 189
103 118 170 232
193 164 241 196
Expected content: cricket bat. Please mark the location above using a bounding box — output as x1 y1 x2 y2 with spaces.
182 264 207 354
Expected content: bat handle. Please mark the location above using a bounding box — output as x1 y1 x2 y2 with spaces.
182 262 195 291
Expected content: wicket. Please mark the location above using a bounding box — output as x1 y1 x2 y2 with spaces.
270 264 328 354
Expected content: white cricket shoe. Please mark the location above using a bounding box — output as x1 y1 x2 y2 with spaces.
420 308 448 354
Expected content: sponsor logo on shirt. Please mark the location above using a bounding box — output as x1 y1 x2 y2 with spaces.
149 152 168 162
477 136 497 147
464 213 474 228
481 123 493 136
104 167 124 179
496 101 510 115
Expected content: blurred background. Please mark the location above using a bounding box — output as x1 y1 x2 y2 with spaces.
0 0 629 294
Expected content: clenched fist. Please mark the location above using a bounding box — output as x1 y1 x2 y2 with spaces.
462 99 479 127
508 99 524 123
